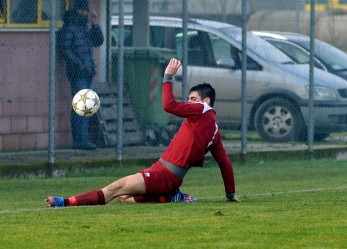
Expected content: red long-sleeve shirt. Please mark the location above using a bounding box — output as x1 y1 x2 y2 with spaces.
160 82 235 193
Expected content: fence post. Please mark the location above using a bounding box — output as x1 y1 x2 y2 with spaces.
117 0 125 161
241 0 248 163
48 0 56 175
182 0 189 102
307 0 316 158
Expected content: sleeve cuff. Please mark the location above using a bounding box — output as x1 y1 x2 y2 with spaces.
163 74 173 84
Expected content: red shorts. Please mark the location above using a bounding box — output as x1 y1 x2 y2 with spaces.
139 161 183 195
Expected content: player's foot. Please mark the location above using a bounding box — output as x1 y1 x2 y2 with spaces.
226 192 241 203
45 196 64 207
170 189 197 203
227 196 240 203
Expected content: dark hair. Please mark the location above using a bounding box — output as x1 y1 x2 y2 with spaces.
189 82 216 107
74 0 90 10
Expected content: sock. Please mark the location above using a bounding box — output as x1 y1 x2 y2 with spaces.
63 198 70 206
65 190 105 206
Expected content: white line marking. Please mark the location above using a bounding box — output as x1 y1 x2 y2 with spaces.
0 208 54 214
0 186 346 214
198 186 347 200
243 186 347 197
202 186 347 200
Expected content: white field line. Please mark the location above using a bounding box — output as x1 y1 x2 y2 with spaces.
0 186 346 214
203 186 347 200
0 207 55 214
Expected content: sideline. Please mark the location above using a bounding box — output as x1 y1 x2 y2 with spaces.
243 186 347 197
1 186 346 214
205 186 347 200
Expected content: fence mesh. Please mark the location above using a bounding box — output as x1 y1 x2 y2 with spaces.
1 0 347 165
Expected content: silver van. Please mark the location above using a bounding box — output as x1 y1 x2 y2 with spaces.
112 16 347 142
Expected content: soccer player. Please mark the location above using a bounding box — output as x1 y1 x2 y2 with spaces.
46 58 239 207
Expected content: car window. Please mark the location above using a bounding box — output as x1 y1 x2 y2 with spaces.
150 26 165 47
174 29 189 59
221 27 293 64
112 25 167 48
111 26 133 47
313 40 347 71
151 26 180 49
175 30 216 66
112 24 260 70
268 40 310 64
208 32 261 70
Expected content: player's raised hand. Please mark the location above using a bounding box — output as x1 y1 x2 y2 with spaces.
164 58 181 76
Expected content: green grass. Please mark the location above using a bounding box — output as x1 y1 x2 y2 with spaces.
0 158 346 249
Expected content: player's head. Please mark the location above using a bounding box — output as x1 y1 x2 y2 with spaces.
189 82 215 107
73 0 90 26
75 0 90 19
75 0 90 11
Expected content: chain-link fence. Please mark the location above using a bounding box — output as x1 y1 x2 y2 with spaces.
1 0 347 166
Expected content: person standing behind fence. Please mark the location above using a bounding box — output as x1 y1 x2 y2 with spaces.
60 0 104 150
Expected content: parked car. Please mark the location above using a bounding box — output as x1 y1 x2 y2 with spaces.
253 31 347 81
112 16 347 142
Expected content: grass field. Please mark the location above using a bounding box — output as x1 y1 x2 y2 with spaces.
0 157 346 249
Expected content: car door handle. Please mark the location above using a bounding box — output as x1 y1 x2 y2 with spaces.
174 75 183 82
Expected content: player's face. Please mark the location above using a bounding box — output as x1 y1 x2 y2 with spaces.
188 91 202 103
188 91 211 106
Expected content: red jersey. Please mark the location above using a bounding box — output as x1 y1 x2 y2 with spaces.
160 82 235 193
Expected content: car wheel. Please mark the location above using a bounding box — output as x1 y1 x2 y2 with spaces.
255 98 304 142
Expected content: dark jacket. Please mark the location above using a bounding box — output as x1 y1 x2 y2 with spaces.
61 10 104 81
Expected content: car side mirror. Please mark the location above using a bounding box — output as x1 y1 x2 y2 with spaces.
217 57 236 69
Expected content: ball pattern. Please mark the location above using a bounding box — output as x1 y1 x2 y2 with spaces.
72 89 100 117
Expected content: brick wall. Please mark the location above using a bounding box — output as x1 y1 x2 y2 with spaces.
0 32 72 151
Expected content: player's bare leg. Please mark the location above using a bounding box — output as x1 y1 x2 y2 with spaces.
116 195 136 203
46 173 146 207
101 173 146 203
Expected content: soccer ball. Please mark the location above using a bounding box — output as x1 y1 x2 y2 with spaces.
72 89 100 117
